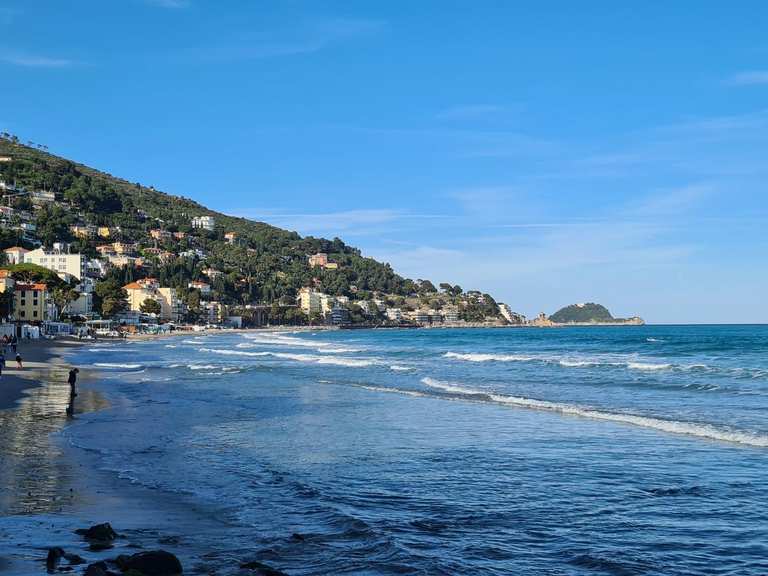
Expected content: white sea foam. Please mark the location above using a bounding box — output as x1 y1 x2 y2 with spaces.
417 377 768 447
646 337 664 342
444 352 535 362
199 347 375 367
93 363 144 370
628 362 672 371
390 365 415 371
189 364 218 370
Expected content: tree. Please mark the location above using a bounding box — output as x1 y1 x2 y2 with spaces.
94 278 128 318
140 298 161 315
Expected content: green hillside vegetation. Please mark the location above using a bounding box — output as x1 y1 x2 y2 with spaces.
549 303 614 323
0 135 503 323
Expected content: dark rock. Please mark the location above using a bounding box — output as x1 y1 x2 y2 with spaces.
75 523 118 541
46 547 65 571
239 561 289 575
89 541 114 551
64 553 86 565
290 533 305 542
84 562 120 576
118 550 183 575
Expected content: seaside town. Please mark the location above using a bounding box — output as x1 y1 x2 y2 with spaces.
0 138 641 339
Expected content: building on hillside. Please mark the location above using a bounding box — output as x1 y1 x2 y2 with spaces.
97 227 113 238
498 303 526 325
87 259 109 277
202 268 222 279
308 252 328 267
31 190 56 204
112 242 136 255
106 254 141 269
3 246 28 265
224 232 237 244
123 278 184 322
71 225 96 239
443 306 460 323
13 282 48 322
180 248 206 259
172 231 186 240
191 216 215 231
386 308 402 321
150 229 172 241
319 294 335 314
298 287 324 316
24 246 86 280
188 280 211 295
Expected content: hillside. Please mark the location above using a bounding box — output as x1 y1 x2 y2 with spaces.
549 303 643 325
0 135 502 324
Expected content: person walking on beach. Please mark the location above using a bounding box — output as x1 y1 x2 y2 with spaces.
11 335 17 354
15 353 22 369
66 368 79 416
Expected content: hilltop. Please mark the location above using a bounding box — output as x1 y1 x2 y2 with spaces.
0 135 503 326
549 303 643 325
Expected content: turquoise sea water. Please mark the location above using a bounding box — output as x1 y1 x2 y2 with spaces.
64 326 768 574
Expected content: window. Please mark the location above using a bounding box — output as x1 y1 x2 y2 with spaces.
20 299 25 306
19 311 25 317
33 311 38 317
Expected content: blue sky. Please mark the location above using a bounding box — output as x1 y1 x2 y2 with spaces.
1 1 767 323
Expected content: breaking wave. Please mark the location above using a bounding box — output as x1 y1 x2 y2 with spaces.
418 377 768 447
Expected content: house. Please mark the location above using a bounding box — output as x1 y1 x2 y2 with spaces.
149 229 172 241
123 278 184 322
24 246 86 280
107 254 141 268
31 190 56 204
112 242 136 255
308 253 328 267
14 282 48 322
97 227 113 238
71 225 96 239
202 268 222 279
191 216 215 231
224 232 237 244
96 244 116 256
188 280 211 294
172 231 187 240
3 246 28 265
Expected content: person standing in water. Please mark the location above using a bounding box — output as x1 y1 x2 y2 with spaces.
66 368 79 416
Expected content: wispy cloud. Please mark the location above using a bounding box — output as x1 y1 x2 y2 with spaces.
726 70 768 86
230 208 445 238
0 52 76 68
199 18 385 62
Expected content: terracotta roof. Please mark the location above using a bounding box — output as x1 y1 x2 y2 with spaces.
0 269 12 278
3 246 28 252
123 282 145 290
16 282 47 291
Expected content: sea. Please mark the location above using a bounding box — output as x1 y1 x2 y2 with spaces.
58 325 768 574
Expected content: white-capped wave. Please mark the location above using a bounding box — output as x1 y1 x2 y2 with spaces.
390 365 415 372
415 378 768 447
93 362 144 370
646 337 664 342
199 347 375 367
444 352 534 362
628 362 672 371
188 364 218 370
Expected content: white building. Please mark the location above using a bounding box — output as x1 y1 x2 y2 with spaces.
191 215 216 231
3 246 28 264
386 308 402 321
24 246 86 280
498 303 526 325
298 287 325 316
